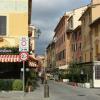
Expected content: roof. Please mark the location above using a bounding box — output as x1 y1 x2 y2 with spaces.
73 25 81 32
79 5 91 20
90 17 100 27
54 11 72 33
54 15 69 32
79 4 100 20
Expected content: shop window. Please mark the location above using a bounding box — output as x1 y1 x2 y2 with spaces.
95 65 100 79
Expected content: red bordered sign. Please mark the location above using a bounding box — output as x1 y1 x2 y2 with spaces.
19 52 29 61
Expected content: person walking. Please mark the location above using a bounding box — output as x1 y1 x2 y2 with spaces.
41 73 45 84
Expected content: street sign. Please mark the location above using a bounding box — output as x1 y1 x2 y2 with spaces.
19 52 28 61
19 36 29 52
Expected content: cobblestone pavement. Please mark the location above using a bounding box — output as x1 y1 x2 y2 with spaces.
0 80 100 100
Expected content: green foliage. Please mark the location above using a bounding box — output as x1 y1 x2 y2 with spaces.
68 62 93 83
68 62 84 83
0 80 4 90
25 69 39 92
12 80 23 91
0 47 19 54
0 79 13 91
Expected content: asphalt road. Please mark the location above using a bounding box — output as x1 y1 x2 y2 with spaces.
0 80 100 100
48 80 100 100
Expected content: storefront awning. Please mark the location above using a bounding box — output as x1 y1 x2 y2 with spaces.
28 55 38 68
59 65 68 69
0 55 20 62
29 61 38 68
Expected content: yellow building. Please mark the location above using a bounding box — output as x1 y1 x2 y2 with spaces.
0 0 28 47
79 2 100 62
0 0 29 79
79 0 100 88
89 17 100 88
90 17 100 61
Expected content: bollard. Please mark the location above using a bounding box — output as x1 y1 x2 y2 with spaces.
44 83 49 98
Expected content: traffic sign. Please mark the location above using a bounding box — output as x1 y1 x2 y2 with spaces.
19 52 28 61
19 36 29 52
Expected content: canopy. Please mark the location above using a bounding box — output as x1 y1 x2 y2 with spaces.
0 55 20 62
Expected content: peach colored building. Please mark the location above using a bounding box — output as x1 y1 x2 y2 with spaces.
71 25 82 63
46 41 56 70
67 6 87 63
54 12 72 69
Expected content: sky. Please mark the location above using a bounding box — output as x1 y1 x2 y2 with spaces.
32 0 91 55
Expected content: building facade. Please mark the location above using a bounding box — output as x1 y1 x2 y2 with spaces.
46 41 56 71
0 0 28 47
0 0 29 79
78 0 100 87
54 13 71 69
67 6 87 63
90 18 100 61
71 26 82 63
80 1 100 62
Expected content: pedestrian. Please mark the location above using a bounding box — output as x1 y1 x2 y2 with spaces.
41 73 44 84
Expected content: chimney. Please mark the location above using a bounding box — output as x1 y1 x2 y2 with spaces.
91 0 100 4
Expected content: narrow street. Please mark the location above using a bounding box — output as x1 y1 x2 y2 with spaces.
48 80 100 100
0 80 100 100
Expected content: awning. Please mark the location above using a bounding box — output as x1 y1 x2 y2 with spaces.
29 61 38 68
28 55 38 68
0 55 20 62
59 65 68 69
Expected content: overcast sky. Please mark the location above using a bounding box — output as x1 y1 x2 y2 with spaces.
32 0 91 55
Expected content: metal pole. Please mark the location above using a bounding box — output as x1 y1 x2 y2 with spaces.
23 61 25 92
87 74 88 82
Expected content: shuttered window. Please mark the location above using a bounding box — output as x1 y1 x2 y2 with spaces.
0 16 6 35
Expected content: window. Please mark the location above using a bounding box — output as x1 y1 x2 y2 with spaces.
95 25 99 37
79 43 81 50
70 18 73 28
95 65 100 79
90 52 92 61
95 43 99 56
88 12 91 24
79 56 82 62
0 16 6 35
85 54 86 62
64 33 66 42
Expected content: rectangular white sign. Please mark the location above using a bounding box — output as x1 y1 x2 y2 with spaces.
19 36 29 52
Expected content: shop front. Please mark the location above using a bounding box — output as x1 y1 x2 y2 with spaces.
0 55 23 79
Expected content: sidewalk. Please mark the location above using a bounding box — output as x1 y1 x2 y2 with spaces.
0 82 50 100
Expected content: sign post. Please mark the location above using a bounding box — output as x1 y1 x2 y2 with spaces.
19 36 29 92
23 61 25 92
19 52 28 92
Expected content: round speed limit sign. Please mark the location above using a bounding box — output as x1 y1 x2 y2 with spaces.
19 52 29 61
